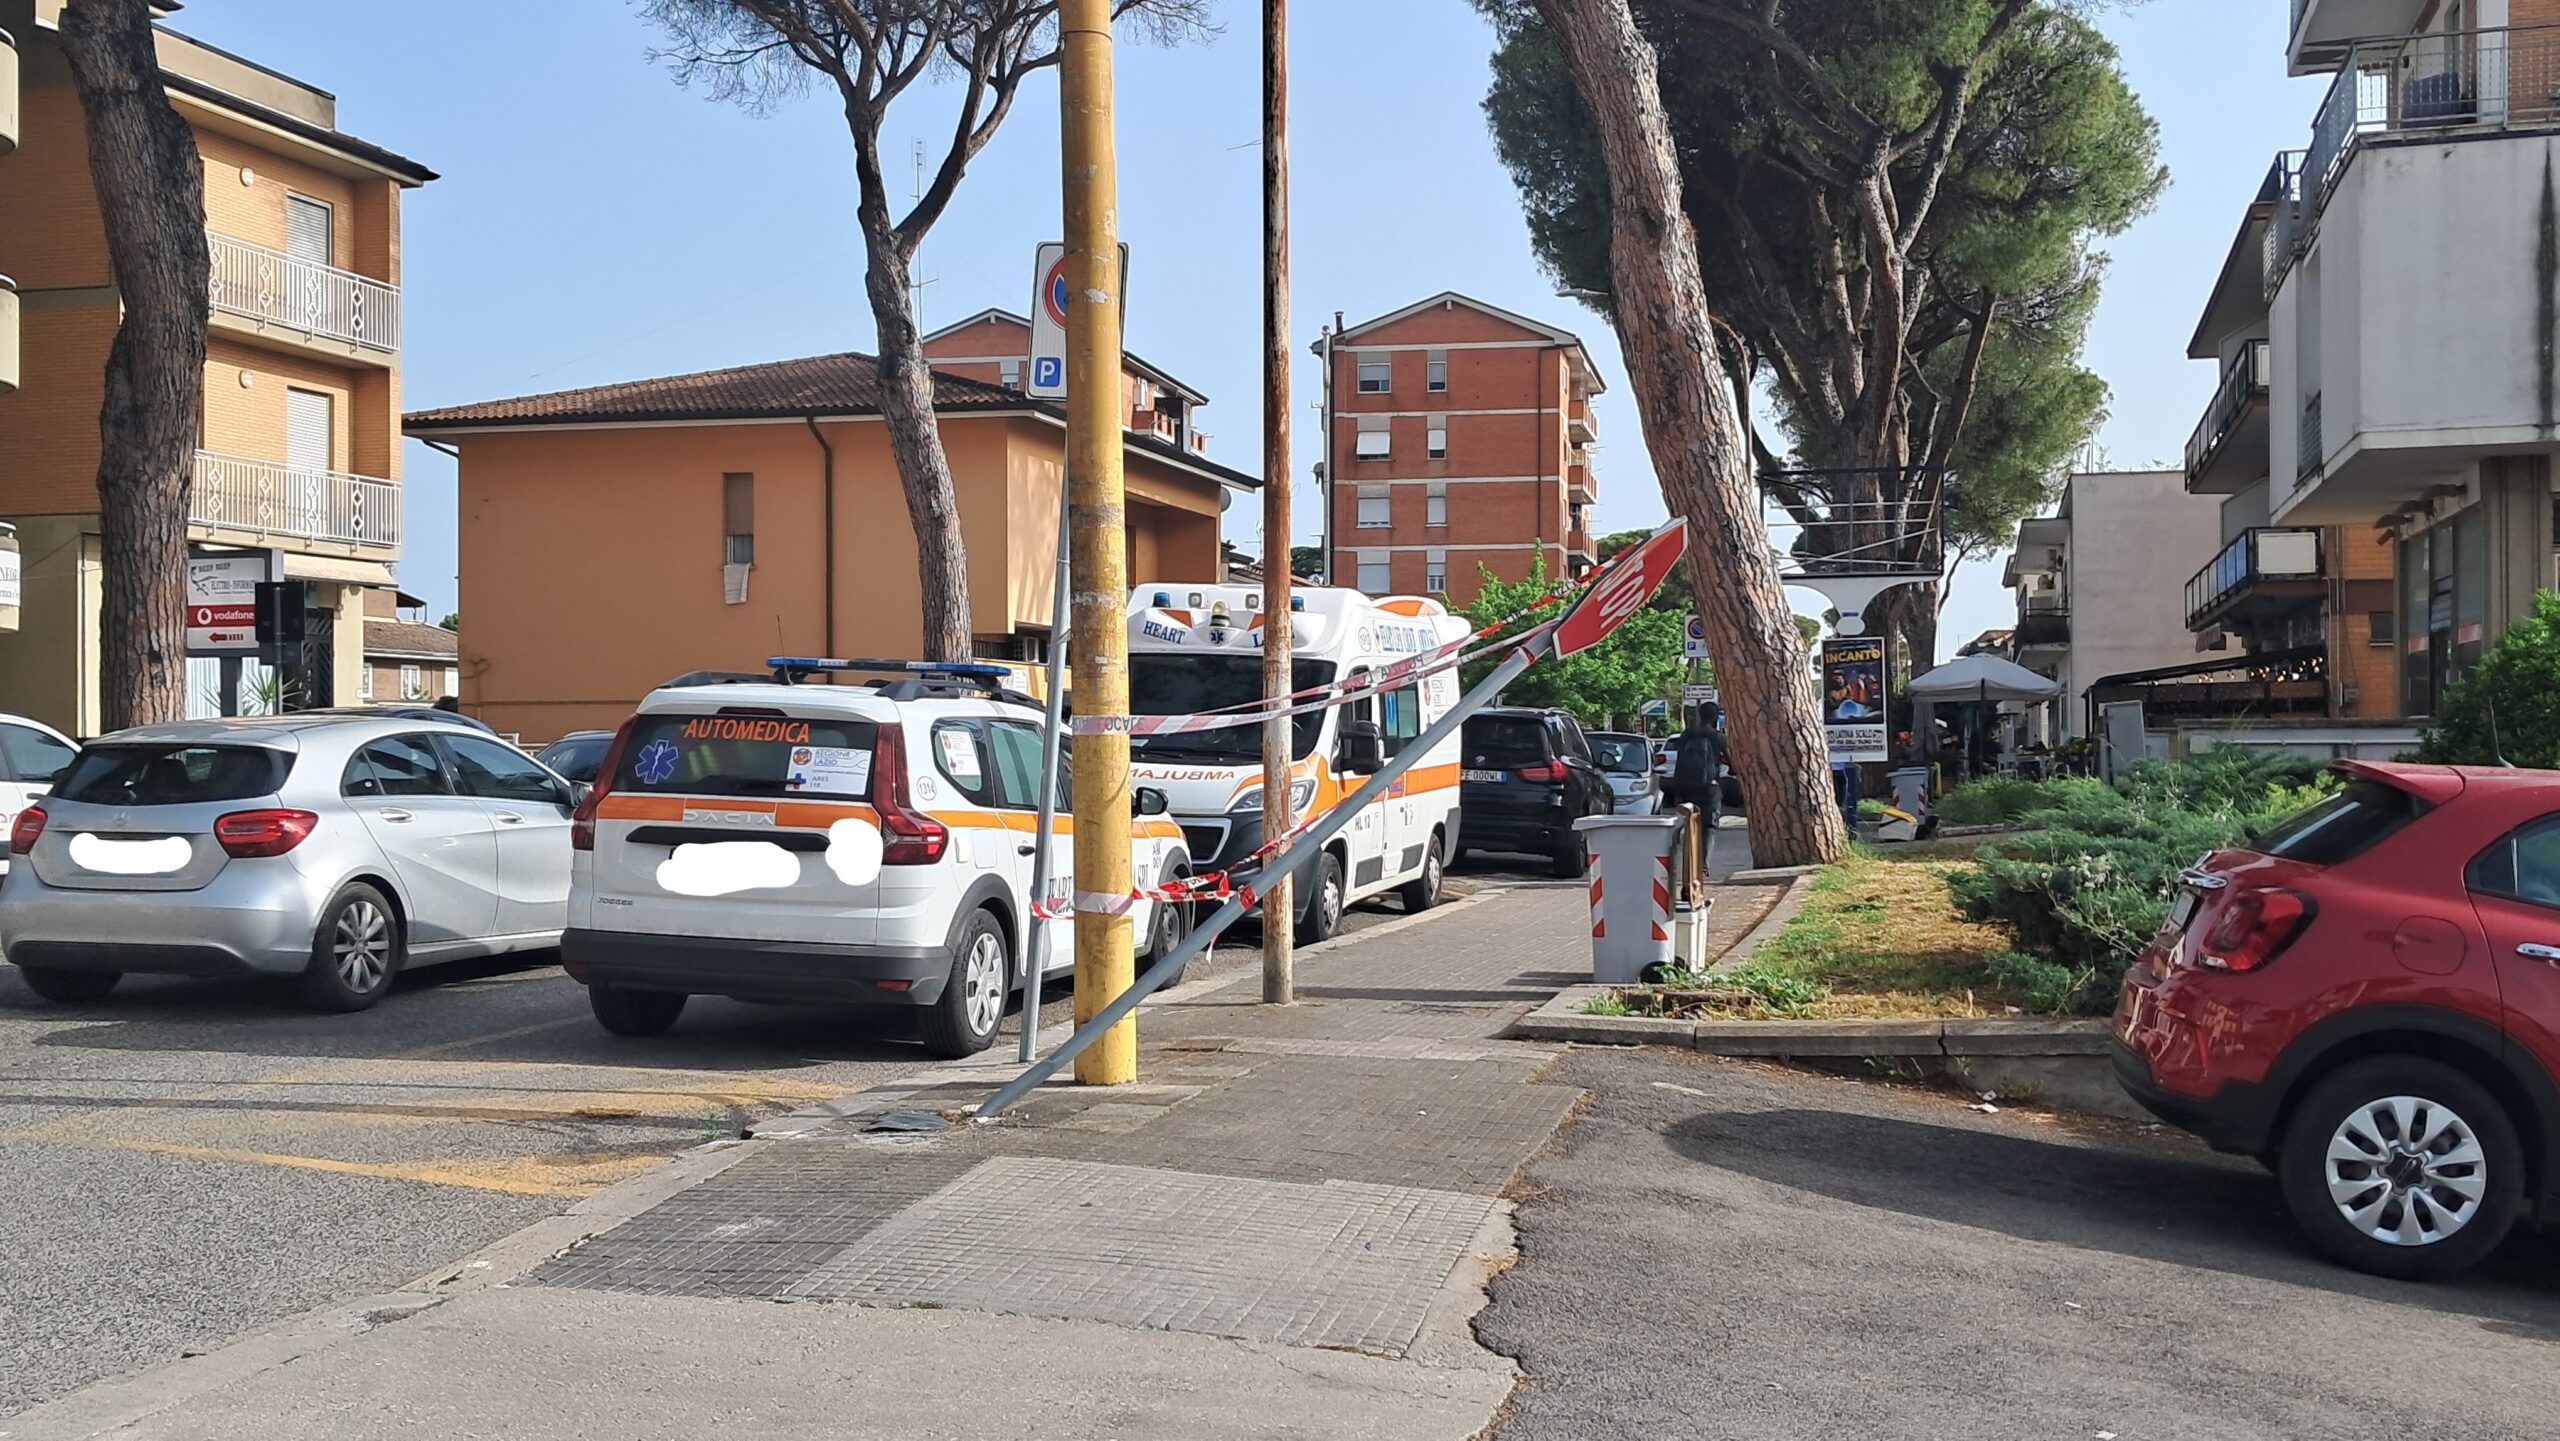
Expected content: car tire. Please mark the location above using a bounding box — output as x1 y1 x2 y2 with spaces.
1296 851 1345 946
1400 834 1445 913
1552 825 1591 880
15 965 120 1004
589 982 687 1037
922 908 1009 1059
2276 1056 2524 1281
1143 864 1193 989
297 884 402 1013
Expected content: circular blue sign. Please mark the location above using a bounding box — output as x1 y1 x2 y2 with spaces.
635 739 679 786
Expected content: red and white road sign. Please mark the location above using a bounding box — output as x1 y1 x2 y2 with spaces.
1554 518 1688 659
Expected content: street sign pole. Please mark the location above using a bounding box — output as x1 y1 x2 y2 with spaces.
1016 474 1075 1063
1259 0 1295 1007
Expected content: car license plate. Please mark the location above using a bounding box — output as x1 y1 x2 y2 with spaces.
1463 769 1503 783
2168 889 2198 932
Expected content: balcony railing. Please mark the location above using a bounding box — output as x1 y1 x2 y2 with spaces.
2261 151 2305 299
190 450 401 551
2270 25 2560 293
206 230 400 354
2185 527 2324 631
2186 340 2270 485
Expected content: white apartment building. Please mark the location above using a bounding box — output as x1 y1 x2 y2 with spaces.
2251 0 2560 717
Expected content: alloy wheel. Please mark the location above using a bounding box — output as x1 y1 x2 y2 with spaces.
334 900 391 994
2324 1094 2489 1247
963 931 1006 1037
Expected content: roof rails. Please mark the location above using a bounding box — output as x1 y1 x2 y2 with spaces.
765 656 1044 711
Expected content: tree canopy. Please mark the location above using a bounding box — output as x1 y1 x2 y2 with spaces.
1462 555 1683 725
2417 591 2560 767
1479 0 2161 639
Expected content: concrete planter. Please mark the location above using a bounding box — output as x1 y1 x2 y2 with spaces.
1515 991 2141 1120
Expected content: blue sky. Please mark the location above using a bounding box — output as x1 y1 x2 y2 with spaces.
172 0 2326 657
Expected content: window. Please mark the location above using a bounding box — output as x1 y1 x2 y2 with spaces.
1357 486 1391 529
341 737 448 800
988 721 1066 810
723 472 755 566
2254 780 2418 865
444 667 459 697
285 387 333 473
2369 610 2395 648
285 194 334 266
358 664 374 700
1425 549 1447 594
608 713 877 799
1549 716 1592 763
1426 488 1447 528
1462 715 1550 770
1000 357 1022 388
62 745 291 806
1355 429 1391 461
1379 682 1423 757
1426 423 1447 460
1426 352 1448 392
0 725 76 784
1570 503 1588 534
1357 361 1391 394
2471 813 2560 908
400 664 424 700
1356 555 1392 594
930 720 995 805
444 734 566 805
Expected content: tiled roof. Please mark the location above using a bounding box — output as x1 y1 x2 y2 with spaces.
364 618 459 660
404 352 1026 431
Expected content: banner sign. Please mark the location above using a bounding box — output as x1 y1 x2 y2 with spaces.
1820 635 1888 764
186 552 274 656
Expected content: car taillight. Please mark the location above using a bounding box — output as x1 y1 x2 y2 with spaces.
871 725 948 865
1517 761 1563 783
571 715 644 852
214 809 318 859
10 805 47 856
2198 887 2314 973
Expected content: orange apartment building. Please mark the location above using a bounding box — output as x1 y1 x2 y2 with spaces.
406 342 1254 742
0 0 432 735
1319 293 1604 605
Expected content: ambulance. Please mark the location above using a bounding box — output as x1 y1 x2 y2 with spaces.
1124 584 1473 942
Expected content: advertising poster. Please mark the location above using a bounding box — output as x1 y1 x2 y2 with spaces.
1820 635 1888 764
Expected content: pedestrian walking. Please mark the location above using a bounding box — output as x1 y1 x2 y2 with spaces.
1667 703 1724 828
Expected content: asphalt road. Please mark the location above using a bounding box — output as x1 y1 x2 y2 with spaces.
0 867 1494 1419
1477 1045 2560 1441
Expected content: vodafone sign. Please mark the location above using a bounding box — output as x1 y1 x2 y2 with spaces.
1554 518 1688 659
186 553 271 655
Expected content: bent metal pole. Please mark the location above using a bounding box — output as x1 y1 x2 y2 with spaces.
977 630 1552 1120
1017 468 1074 1064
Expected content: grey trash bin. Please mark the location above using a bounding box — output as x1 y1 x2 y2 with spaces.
1888 767 1932 815
1574 813 1682 984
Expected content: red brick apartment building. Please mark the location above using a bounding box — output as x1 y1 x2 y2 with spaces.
1320 293 1605 604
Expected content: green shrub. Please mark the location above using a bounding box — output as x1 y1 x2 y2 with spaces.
1980 949 2118 1017
2417 589 2560 766
1935 776 2073 827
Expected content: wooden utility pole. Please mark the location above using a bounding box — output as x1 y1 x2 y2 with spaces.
1259 0 1295 1004
1061 0 1138 1084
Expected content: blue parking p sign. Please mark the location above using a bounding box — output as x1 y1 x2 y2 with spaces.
1032 355 1064 392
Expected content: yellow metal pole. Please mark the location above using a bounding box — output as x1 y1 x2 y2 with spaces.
1061 0 1136 1085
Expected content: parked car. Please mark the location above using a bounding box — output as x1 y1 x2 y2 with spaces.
536 729 614 786
0 713 80 876
1456 708 1614 878
564 660 1195 1057
0 715 573 1011
1587 732 1661 816
2116 760 2560 1280
301 705 499 735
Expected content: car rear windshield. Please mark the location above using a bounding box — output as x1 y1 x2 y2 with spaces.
2250 779 2418 865
1463 716 1551 770
610 713 880 800
56 744 291 806
1589 736 1650 774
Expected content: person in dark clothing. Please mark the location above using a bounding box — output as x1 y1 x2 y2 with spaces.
1667 703 1725 825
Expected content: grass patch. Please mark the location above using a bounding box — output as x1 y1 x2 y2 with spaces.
1580 991 1632 1017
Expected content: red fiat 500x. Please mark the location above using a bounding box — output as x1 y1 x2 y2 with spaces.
2117 760 2560 1280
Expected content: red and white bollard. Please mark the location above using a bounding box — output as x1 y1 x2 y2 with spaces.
1575 815 1683 983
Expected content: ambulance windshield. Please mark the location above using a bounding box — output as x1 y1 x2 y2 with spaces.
1127 656 1335 763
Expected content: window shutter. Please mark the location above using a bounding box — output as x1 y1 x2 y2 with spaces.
286 196 333 265
285 388 333 472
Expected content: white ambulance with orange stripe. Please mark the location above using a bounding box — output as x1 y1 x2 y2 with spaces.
1125 585 1472 942
562 660 1193 1057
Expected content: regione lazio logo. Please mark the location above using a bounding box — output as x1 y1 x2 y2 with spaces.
635 739 679 785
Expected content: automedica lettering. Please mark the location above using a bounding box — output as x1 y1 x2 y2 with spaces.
681 717 813 744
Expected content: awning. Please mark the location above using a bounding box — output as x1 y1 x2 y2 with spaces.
281 554 397 587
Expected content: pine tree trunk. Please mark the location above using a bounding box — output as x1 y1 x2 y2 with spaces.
61 0 206 732
862 224 972 662
1532 0 1843 867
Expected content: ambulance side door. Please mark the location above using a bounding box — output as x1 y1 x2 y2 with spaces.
1379 676 1428 881
1336 668 1390 899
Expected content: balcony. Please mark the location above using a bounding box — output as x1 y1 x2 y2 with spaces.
2268 25 2560 296
2186 341 2270 494
206 230 400 361
190 450 401 554
2 27 18 157
2185 527 2324 633
2289 1 2426 75
1567 456 1596 503
1566 406 1597 445
2013 605 2069 650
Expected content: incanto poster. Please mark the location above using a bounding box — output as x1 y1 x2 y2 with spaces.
1820 635 1888 764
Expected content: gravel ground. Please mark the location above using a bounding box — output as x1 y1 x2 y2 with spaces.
1477 1045 2560 1441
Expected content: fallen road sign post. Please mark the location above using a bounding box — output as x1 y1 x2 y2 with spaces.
975 518 1689 1120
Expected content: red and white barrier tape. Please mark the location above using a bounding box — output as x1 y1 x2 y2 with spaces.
1029 868 1261 921
1073 618 1558 738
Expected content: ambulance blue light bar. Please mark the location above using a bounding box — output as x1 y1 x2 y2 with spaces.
768 656 1011 683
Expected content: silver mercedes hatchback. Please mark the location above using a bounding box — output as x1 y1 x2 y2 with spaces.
0 715 574 1011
